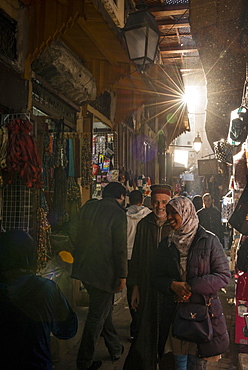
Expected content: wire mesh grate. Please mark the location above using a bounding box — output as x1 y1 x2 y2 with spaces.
1 179 34 232
164 0 189 4
1 113 31 126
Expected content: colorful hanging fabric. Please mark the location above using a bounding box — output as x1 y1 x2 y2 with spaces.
6 119 42 188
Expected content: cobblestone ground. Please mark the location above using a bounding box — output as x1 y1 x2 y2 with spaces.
53 276 240 370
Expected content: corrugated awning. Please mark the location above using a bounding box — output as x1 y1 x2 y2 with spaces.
112 64 190 146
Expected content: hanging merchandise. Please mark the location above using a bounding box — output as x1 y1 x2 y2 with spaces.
52 166 68 225
0 125 8 186
107 170 119 182
233 148 248 190
0 125 7 169
67 177 81 203
228 106 248 146
102 157 110 172
81 134 93 188
235 271 248 344
91 132 117 197
53 120 67 169
229 179 248 235
42 123 54 191
67 138 75 177
228 76 248 147
213 139 233 166
36 205 52 271
221 190 234 223
98 153 104 171
6 119 42 188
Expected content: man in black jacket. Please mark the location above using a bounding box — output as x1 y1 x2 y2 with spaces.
72 182 127 370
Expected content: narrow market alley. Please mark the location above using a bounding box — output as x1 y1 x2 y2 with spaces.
53 273 240 370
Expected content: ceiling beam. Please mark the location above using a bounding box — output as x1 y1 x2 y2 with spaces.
160 45 198 54
151 9 189 17
159 33 192 38
157 18 190 29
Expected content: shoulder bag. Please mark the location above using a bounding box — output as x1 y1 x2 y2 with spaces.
172 298 213 343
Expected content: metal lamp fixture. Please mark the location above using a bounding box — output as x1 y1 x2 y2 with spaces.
122 1 160 69
193 133 202 153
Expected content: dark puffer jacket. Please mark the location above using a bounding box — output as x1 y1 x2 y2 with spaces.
154 225 231 359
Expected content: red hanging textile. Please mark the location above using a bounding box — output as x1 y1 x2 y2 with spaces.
6 119 42 188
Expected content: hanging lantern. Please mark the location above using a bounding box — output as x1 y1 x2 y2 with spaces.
193 133 202 153
122 2 160 69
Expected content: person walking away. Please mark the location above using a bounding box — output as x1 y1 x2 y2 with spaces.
123 184 172 370
192 195 203 212
197 193 224 247
72 182 127 370
0 229 78 370
126 190 152 340
154 196 230 369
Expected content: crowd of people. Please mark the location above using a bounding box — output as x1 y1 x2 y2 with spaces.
0 182 231 370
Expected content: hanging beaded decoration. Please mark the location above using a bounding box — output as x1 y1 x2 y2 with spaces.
81 134 93 188
36 198 52 271
67 177 81 206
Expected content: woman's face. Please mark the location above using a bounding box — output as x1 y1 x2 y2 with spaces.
166 204 183 230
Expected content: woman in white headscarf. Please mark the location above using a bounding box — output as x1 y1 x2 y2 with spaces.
153 196 231 370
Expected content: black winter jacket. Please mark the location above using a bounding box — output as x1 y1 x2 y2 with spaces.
154 225 231 358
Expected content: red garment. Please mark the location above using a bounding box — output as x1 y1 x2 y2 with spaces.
6 119 42 188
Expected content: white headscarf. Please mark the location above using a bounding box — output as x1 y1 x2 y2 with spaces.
168 196 199 256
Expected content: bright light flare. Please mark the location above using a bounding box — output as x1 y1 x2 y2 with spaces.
174 150 188 168
182 86 199 112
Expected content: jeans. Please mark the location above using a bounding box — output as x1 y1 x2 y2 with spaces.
174 354 207 370
175 355 187 370
76 283 122 369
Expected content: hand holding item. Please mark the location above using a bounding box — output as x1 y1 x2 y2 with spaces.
171 281 192 301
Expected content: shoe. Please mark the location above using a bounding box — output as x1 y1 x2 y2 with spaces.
111 344 124 361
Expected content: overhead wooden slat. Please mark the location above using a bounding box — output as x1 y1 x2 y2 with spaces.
151 9 189 17
157 18 189 28
159 33 191 38
160 45 198 54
